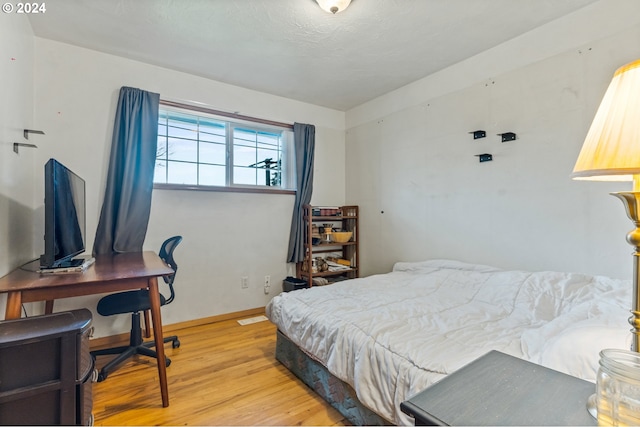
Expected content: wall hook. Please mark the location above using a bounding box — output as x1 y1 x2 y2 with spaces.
13 143 38 154
469 130 486 139
498 132 516 142
475 153 493 163
23 129 45 140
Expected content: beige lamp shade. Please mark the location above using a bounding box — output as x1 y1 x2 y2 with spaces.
315 0 351 14
572 59 640 182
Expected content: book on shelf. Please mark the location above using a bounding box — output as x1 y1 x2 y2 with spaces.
312 206 342 216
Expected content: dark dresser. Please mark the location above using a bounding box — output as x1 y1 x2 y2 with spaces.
0 309 94 425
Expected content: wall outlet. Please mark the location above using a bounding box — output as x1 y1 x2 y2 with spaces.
264 275 271 294
241 276 249 289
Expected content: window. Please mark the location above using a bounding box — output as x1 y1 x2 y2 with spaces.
154 104 295 192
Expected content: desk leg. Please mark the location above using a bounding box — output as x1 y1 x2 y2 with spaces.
5 292 23 319
148 277 169 407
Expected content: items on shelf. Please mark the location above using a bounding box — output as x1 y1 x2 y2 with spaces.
325 260 351 272
326 256 351 266
312 207 342 216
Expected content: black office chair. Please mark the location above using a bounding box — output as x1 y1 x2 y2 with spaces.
91 236 183 382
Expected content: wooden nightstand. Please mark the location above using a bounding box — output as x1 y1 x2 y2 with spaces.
400 350 596 426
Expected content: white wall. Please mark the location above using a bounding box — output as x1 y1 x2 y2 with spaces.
31 39 346 337
5 0 640 339
345 2 640 280
0 14 36 313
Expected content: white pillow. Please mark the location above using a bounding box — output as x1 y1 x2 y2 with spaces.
538 321 631 382
392 259 499 273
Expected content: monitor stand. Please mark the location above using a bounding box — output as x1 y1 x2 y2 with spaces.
58 258 86 268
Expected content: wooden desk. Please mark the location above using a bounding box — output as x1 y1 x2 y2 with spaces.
0 251 174 408
400 350 596 426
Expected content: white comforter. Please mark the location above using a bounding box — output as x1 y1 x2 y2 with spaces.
265 259 631 425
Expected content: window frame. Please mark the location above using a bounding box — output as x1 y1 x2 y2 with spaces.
154 100 296 195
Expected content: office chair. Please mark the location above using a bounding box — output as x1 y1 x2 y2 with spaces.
91 236 183 382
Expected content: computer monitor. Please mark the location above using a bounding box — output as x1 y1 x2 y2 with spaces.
39 158 86 269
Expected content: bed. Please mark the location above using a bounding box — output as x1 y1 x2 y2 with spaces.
265 259 631 425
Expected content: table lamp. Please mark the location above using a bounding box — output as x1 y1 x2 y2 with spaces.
571 59 640 353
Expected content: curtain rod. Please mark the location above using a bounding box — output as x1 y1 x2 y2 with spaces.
159 99 294 130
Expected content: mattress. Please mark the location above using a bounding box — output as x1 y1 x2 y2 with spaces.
266 259 631 425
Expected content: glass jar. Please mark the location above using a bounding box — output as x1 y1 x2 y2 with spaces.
596 348 640 426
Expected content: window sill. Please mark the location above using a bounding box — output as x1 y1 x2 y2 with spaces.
153 183 296 195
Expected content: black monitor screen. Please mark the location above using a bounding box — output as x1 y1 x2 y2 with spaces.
40 159 86 269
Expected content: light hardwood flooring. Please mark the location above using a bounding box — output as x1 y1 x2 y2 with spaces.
92 315 350 426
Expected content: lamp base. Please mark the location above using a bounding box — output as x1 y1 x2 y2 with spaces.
610 191 640 352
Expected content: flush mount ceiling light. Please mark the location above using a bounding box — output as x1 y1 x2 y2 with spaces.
315 0 351 14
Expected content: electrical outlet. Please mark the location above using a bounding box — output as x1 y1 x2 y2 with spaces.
241 276 249 289
264 275 271 294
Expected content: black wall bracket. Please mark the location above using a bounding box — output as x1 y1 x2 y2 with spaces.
13 143 38 154
24 129 45 140
470 130 486 139
475 153 493 163
498 132 516 142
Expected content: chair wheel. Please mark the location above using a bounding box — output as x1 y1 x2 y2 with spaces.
172 339 180 349
97 372 106 382
165 358 171 367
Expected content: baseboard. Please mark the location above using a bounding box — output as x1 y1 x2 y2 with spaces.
90 306 266 350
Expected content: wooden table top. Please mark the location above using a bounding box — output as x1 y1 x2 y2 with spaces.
0 251 173 293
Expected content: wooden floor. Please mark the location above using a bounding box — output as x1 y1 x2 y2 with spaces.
92 315 350 426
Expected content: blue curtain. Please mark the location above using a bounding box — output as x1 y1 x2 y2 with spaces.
93 87 160 255
287 123 315 263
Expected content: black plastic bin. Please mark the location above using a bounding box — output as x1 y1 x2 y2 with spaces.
282 276 309 292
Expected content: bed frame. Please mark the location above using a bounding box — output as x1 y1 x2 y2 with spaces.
275 329 389 425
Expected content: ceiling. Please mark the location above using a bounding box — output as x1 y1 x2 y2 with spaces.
28 0 600 111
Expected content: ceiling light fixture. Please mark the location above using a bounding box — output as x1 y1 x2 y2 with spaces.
315 0 351 14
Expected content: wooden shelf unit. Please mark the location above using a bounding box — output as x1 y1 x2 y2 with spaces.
297 205 359 287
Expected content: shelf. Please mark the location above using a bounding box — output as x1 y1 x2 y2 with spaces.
297 205 359 287
312 241 356 247
299 268 358 279
306 215 358 221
